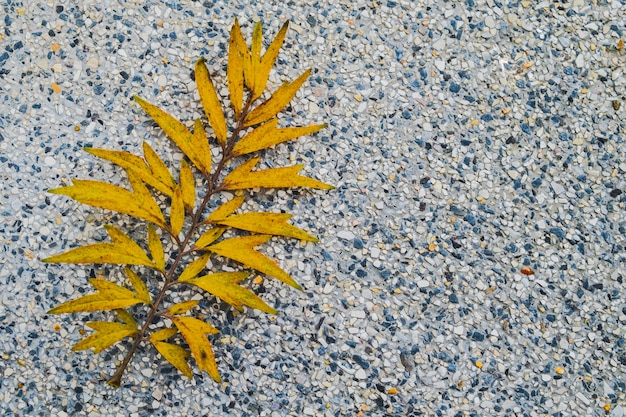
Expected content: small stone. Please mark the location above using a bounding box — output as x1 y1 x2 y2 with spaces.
141 368 154 378
434 60 446 71
484 16 496 29
337 230 355 240
575 54 585 68
354 369 367 380
417 279 429 288
44 156 56 166
351 310 366 319
370 247 381 258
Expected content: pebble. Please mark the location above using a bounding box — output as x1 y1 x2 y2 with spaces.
337 230 355 240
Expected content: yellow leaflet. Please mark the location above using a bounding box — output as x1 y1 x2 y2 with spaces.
187 271 277 314
133 96 212 176
192 119 211 172
171 186 185 236
178 253 210 282
179 160 196 210
194 227 226 248
48 277 147 314
115 308 138 327
147 225 165 272
170 316 220 382
124 267 151 304
227 19 246 116
195 59 227 146
142 141 176 190
207 235 301 289
43 225 156 268
231 19 253 96
254 21 289 99
222 157 334 190
216 212 317 242
250 22 263 97
206 195 245 222
244 69 311 127
149 327 178 341
168 299 199 315
233 119 326 156
48 179 166 228
72 321 137 354
151 340 192 378
84 147 174 196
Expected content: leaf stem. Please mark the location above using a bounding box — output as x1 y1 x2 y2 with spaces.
107 91 257 387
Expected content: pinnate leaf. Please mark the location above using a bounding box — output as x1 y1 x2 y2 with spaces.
168 299 199 315
186 271 277 314
125 267 151 304
233 118 326 156
73 311 137 353
195 59 227 146
244 69 311 127
170 316 220 382
222 157 333 190
48 177 166 228
151 340 192 378
147 225 165 272
133 96 213 176
216 212 317 241
207 235 301 289
48 277 147 314
43 225 156 268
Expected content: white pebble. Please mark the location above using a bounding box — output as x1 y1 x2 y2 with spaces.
44 156 56 166
337 230 355 240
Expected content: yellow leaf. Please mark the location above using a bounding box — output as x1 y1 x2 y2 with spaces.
125 267 151 304
85 147 174 196
150 327 178 341
114 308 138 327
48 277 147 314
147 225 165 272
170 316 220 382
233 119 326 156
195 59 227 146
178 253 210 282
216 212 317 241
142 141 176 190
254 21 289 99
244 69 311 127
206 195 245 222
48 178 166 228
171 186 185 236
73 317 137 354
228 19 246 116
43 225 156 268
179 160 196 210
133 96 212 175
168 299 199 315
187 271 277 314
151 340 192 378
250 21 263 96
207 235 301 289
222 157 334 190
194 227 226 248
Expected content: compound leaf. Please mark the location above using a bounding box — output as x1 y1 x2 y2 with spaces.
168 299 199 315
133 96 213 176
186 271 277 314
48 277 147 314
147 225 166 272
244 69 311 127
171 316 220 382
195 58 227 146
233 118 326 156
151 340 192 378
222 157 333 190
178 253 210 282
207 235 300 289
48 178 166 228
125 267 151 304
72 312 137 354
215 212 317 242
43 225 156 268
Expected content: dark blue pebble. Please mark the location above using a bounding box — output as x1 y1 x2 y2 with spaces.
470 331 485 341
480 114 493 122
402 109 411 119
449 294 459 303
447 363 457 372
450 83 460 93
94 85 105 95
531 178 542 188
464 214 476 226
346 340 357 348
353 237 363 249
353 354 370 369
546 314 556 322
355 269 367 278
549 227 565 239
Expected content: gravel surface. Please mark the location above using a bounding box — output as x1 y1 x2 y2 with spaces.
1 0 625 416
